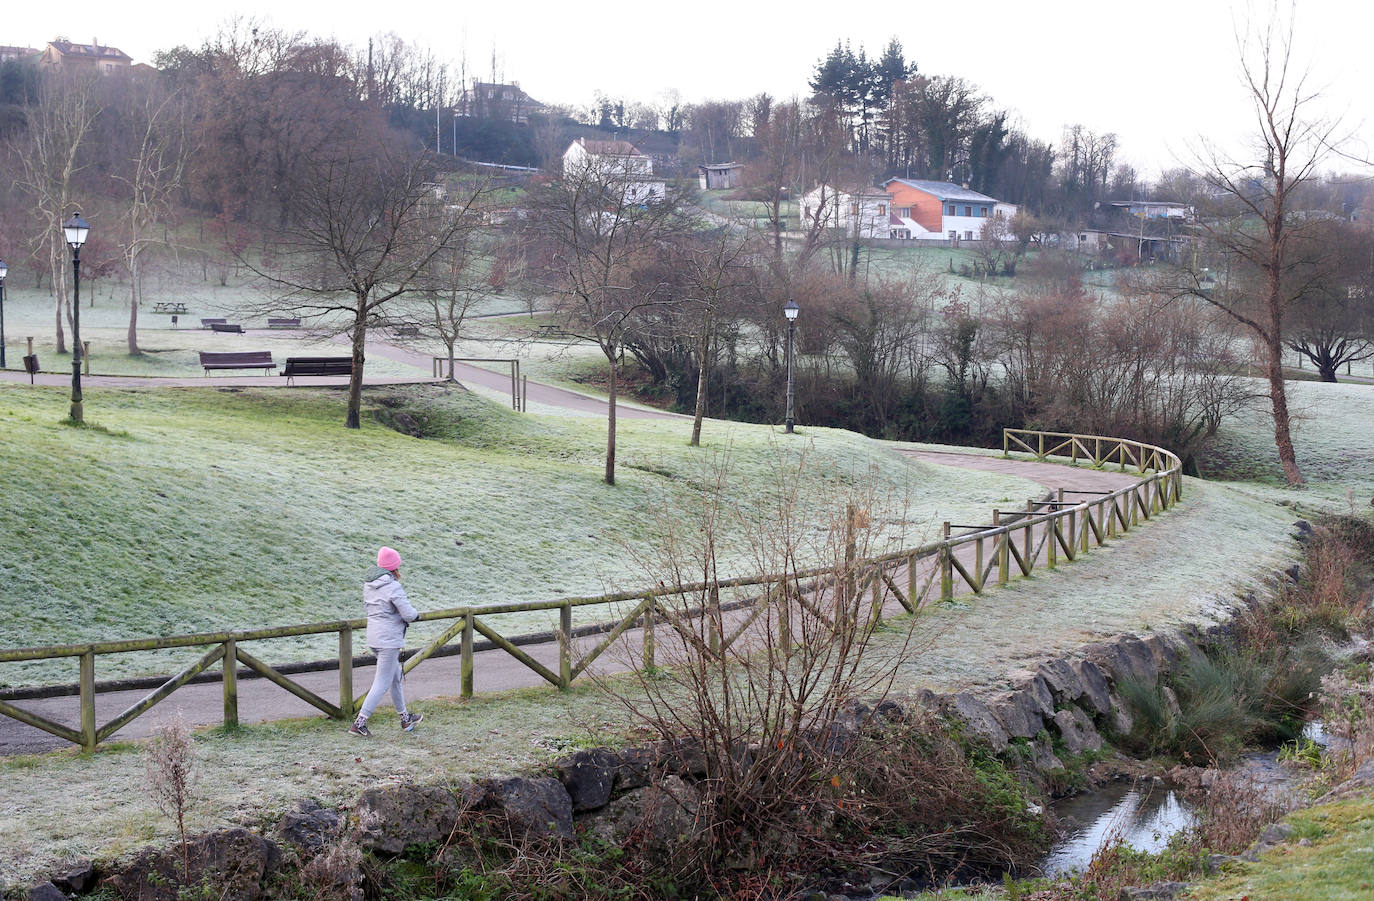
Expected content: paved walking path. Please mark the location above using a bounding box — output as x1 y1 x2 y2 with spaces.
0 335 1150 755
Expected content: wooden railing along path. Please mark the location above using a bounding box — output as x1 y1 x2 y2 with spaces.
0 429 1182 751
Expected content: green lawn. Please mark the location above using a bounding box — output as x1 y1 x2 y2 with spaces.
1185 793 1374 901
0 382 1039 687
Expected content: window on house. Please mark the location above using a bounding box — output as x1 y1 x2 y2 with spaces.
878 203 887 216
964 206 972 217
947 204 956 216
850 202 860 216
898 207 911 218
1079 234 1088 243
965 231 974 241
980 207 989 217
948 230 958 241
804 205 811 219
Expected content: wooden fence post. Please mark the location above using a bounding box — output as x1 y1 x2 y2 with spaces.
708 584 722 656
642 596 656 670
80 650 96 752
906 552 918 610
223 638 238 728
461 612 474 699
338 628 353 718
973 535 984 593
995 511 1008 586
940 522 953 601
559 601 573 689
1024 500 1034 567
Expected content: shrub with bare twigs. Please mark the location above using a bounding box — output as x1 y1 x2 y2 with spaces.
143 716 197 881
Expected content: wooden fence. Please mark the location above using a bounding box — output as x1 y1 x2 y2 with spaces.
0 429 1182 751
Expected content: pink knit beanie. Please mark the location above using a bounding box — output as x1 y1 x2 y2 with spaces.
377 546 402 570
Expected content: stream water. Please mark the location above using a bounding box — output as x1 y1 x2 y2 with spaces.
1041 779 1195 876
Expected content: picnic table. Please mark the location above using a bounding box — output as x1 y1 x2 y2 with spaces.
152 302 188 314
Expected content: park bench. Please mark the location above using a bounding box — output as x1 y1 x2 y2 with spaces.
394 325 419 337
199 351 276 375
201 318 227 329
268 318 301 329
282 356 354 385
534 324 566 339
210 323 245 334
152 302 188 314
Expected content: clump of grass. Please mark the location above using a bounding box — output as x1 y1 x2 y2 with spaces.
1119 640 1330 764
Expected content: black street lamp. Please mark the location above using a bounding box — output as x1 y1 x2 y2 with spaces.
784 299 799 434
0 258 8 370
64 213 89 423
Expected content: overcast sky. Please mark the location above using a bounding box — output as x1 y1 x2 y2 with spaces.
8 0 1371 178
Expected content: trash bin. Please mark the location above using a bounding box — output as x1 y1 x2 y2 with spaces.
23 353 38 384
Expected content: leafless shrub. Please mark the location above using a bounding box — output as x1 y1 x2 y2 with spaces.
1176 768 1293 855
143 716 197 880
597 446 1004 888
1320 669 1374 782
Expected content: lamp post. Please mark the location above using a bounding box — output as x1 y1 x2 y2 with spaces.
0 258 8 370
64 213 89 423
784 299 799 434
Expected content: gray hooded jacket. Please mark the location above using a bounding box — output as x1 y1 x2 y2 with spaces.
363 565 419 649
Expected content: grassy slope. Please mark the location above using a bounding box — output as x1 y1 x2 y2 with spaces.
0 472 1299 886
1185 793 1374 901
1202 377 1374 509
0 382 1037 686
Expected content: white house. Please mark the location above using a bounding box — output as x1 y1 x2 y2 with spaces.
798 185 892 239
882 179 1015 242
562 138 666 205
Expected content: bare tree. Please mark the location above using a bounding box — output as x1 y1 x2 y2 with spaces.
528 147 684 484
109 78 191 354
1186 7 1342 484
15 72 100 354
672 229 760 446
1284 219 1374 381
249 117 485 428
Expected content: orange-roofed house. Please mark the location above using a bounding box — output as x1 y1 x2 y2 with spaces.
883 179 1017 242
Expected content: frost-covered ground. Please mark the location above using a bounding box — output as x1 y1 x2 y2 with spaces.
1202 377 1374 509
0 382 1036 687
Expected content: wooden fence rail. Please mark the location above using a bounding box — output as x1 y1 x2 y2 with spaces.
0 429 1182 751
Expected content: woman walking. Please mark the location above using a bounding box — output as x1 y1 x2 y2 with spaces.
350 546 423 736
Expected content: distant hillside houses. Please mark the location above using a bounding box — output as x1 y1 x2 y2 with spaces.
884 179 1017 242
39 39 132 74
799 185 892 238
799 179 1017 243
457 80 543 125
562 137 666 205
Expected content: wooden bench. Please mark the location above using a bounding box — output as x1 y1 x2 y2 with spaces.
268 318 301 329
199 351 276 375
210 323 245 334
201 318 227 329
153 302 188 314
394 325 419 338
282 356 354 385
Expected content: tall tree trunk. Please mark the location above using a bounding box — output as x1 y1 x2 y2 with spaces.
691 327 710 447
1263 330 1302 485
346 310 368 429
51 238 67 355
605 353 618 485
127 243 142 354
